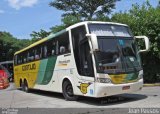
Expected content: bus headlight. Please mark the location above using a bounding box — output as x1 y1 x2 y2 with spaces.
97 78 111 83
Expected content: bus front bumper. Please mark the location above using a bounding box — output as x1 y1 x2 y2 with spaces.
94 79 143 98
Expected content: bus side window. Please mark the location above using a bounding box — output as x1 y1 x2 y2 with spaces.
14 55 18 65
24 58 26 63
71 26 94 77
35 46 41 60
27 52 30 62
47 43 51 57
56 41 59 55
44 45 47 58
35 51 40 60
17 54 22 64
60 46 66 54
56 31 70 55
28 50 35 61
23 53 27 63
20 55 23 64
17 55 20 64
52 41 56 56
40 46 43 58
47 40 56 57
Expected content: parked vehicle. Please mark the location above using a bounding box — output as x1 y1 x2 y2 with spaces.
0 61 13 82
0 65 10 89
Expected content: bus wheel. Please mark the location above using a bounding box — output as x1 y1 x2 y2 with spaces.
24 80 30 93
62 80 78 101
19 80 23 90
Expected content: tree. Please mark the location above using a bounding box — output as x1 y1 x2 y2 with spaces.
49 0 115 33
30 29 50 42
111 2 160 83
50 14 81 33
50 0 120 20
0 31 31 61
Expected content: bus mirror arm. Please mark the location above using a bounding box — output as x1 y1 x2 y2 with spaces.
86 34 99 51
135 36 150 53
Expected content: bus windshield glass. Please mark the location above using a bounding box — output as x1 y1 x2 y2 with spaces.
88 24 142 74
88 23 133 37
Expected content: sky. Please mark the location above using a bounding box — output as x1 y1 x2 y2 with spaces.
0 0 159 39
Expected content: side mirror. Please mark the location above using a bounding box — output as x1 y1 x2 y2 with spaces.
86 34 99 51
135 36 150 53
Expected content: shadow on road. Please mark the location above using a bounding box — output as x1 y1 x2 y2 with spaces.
77 94 147 106
6 82 148 106
26 89 147 106
29 89 65 100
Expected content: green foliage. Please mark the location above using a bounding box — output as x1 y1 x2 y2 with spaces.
50 14 81 33
0 31 31 61
50 24 66 33
112 2 160 83
49 0 119 32
50 0 120 20
30 29 50 42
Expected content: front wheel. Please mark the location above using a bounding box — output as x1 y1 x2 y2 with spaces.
62 81 78 101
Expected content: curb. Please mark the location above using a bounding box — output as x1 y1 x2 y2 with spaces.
143 83 160 87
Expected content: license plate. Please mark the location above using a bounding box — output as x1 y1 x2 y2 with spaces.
122 86 130 90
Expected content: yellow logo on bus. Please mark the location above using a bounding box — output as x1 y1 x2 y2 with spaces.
79 83 89 94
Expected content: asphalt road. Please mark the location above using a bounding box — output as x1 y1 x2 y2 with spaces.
0 83 160 114
0 83 160 108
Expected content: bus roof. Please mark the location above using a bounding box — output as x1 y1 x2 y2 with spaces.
0 61 13 64
14 29 66 55
14 21 128 55
66 21 128 30
14 37 48 55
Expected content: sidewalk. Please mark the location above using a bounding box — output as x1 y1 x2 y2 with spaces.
143 83 160 87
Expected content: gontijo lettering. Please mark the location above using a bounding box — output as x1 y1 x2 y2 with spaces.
22 63 36 71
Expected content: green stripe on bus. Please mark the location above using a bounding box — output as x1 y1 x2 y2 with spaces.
36 59 48 84
42 56 57 84
48 29 66 39
36 56 57 85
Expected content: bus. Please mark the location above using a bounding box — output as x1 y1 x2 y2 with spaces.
14 21 149 100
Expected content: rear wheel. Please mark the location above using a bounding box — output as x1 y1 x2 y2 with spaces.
62 81 78 101
23 80 30 93
19 80 23 90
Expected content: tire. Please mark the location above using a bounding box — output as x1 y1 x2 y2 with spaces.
62 81 78 101
23 80 30 93
20 80 23 90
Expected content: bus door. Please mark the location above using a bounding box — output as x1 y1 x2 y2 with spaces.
71 26 95 95
78 38 95 95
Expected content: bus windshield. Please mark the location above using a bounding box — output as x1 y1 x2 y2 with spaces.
88 24 142 74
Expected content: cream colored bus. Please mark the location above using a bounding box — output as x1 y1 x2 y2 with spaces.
14 21 149 100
